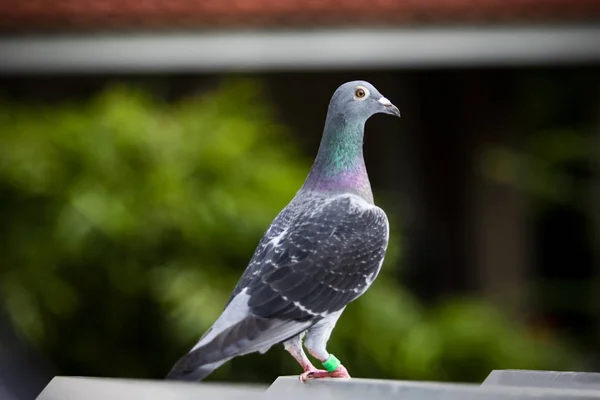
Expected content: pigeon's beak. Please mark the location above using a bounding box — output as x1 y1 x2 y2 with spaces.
378 97 401 118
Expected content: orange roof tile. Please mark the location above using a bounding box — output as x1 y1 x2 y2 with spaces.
1 0 599 32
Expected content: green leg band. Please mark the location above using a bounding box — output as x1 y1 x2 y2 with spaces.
322 354 341 372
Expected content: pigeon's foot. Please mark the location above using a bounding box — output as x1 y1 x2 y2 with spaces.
299 365 350 382
299 367 324 383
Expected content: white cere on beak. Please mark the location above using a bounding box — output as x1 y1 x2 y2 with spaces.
378 97 392 106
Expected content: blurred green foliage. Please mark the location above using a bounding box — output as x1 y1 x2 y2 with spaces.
480 129 594 210
0 79 580 383
480 71 597 212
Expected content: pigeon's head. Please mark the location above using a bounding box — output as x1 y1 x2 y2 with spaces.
329 80 401 121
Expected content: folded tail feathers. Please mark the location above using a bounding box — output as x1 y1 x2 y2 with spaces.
165 316 312 381
166 358 227 381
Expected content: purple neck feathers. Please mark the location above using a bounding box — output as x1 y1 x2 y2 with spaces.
301 114 373 203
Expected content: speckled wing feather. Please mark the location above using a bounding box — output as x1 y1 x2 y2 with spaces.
231 194 389 322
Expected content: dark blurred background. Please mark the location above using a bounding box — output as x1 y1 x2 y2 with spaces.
1 1 600 399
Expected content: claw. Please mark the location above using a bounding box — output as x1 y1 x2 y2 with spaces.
299 365 351 382
299 368 324 383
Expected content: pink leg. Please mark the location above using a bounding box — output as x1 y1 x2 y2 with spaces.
284 340 315 371
301 313 351 381
300 350 351 381
283 335 323 381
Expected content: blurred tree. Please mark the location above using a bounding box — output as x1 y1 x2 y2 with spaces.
0 79 580 384
478 71 598 368
0 312 53 400
0 79 310 380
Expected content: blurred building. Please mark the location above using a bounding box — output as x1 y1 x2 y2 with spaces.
1 1 600 72
1 0 600 384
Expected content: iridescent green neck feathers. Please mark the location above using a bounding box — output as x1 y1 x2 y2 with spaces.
302 115 373 202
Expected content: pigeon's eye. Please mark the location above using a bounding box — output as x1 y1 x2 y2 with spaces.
354 86 369 100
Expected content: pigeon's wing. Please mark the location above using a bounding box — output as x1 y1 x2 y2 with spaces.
243 194 389 321
166 194 388 381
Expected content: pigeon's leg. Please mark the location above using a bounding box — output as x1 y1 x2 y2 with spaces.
301 310 350 381
283 332 318 376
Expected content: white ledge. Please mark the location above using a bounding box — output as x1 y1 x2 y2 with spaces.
483 370 600 390
267 376 600 400
2 26 600 74
36 376 267 400
35 373 600 400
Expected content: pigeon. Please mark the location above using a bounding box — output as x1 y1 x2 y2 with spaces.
166 80 400 383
